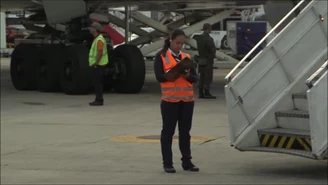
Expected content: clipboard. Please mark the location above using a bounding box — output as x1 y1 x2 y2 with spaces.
164 57 196 82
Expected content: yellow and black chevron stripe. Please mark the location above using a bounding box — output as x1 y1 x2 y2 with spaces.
259 134 312 152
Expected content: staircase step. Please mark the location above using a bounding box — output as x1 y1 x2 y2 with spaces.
292 92 307 99
258 128 310 138
292 93 308 110
275 110 309 119
258 128 312 152
239 147 315 159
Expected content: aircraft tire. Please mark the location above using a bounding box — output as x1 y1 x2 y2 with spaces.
37 44 65 92
112 44 146 94
220 35 230 50
60 44 92 95
10 43 39 91
103 48 116 92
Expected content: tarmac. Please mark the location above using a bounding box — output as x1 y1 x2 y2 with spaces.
1 57 327 184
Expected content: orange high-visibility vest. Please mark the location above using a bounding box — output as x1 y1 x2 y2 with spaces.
160 50 195 102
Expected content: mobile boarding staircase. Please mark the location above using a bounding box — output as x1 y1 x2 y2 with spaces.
225 0 327 160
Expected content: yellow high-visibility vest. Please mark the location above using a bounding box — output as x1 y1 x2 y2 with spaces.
89 34 108 66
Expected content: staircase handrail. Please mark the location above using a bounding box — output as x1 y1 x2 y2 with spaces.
225 0 308 83
306 59 328 88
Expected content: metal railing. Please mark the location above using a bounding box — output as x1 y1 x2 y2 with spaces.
241 8 257 22
306 59 328 88
224 0 308 83
108 11 127 36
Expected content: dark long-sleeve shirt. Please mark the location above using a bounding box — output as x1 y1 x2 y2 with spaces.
154 51 198 83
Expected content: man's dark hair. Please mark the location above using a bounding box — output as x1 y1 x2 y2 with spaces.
203 23 212 31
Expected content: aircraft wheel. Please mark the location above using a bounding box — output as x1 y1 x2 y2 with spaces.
103 48 116 92
10 44 39 90
112 44 146 94
221 35 230 50
37 44 65 92
60 44 92 95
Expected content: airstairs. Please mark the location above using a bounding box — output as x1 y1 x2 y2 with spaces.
224 0 327 159
108 11 127 37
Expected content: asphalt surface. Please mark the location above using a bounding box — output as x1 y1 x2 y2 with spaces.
1 58 327 184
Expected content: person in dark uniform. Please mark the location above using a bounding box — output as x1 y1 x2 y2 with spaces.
88 22 109 106
195 23 217 99
154 29 199 173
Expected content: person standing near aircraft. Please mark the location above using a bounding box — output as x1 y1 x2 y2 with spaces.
196 23 217 99
88 22 109 106
154 29 200 173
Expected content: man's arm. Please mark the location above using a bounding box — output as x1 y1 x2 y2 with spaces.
95 40 104 65
206 37 216 57
154 53 168 83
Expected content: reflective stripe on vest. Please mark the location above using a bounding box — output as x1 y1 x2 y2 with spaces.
162 95 195 101
160 50 194 102
161 87 194 92
89 34 109 66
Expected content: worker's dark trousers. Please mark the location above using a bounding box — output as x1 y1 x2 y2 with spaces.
91 65 105 102
160 100 194 166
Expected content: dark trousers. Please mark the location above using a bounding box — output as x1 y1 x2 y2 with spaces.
160 100 195 166
198 58 214 90
91 65 105 101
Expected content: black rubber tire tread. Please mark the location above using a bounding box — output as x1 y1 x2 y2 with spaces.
113 44 146 94
103 67 116 92
37 44 65 92
10 43 39 90
60 44 92 95
220 35 229 49
103 48 115 92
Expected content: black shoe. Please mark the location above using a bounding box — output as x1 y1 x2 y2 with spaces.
204 90 216 99
182 162 199 172
163 165 176 173
89 100 103 106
